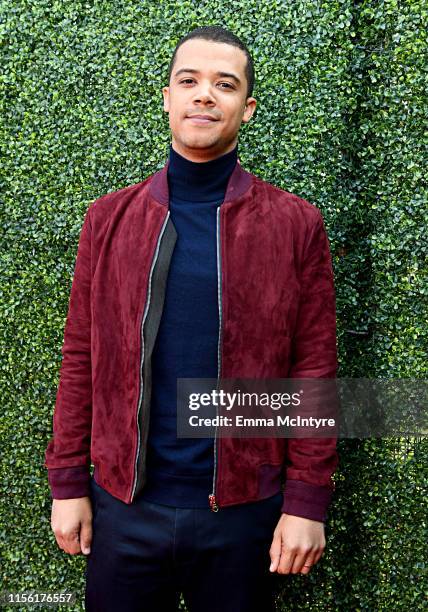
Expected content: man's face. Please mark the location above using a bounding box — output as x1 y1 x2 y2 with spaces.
162 38 257 162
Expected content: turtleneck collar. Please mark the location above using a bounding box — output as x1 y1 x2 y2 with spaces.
167 143 238 202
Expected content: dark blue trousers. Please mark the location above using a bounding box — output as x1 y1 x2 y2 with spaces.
85 475 283 611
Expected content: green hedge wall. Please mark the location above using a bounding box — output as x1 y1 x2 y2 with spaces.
1 0 426 610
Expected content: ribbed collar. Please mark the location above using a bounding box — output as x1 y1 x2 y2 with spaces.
167 143 238 202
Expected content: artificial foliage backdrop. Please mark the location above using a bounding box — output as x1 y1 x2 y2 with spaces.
1 0 427 610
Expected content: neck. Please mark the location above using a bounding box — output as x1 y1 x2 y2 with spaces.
167 143 238 202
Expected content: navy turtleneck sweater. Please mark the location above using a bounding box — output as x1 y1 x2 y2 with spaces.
139 143 238 508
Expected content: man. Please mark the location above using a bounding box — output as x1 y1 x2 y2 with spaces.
45 25 339 611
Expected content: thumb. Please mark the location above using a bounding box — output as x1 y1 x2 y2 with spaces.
79 519 93 555
269 530 282 572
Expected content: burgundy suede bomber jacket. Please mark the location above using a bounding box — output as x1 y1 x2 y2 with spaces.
44 156 339 523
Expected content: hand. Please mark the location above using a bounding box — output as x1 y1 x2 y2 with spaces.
51 497 93 555
269 513 326 575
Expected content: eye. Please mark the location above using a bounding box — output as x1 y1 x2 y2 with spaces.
178 78 234 89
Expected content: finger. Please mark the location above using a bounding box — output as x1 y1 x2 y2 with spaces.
55 531 78 555
297 551 317 575
79 519 93 555
55 534 66 553
290 550 309 574
313 547 325 564
63 527 82 555
277 548 297 574
269 531 282 572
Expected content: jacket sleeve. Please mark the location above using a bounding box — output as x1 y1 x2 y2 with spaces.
281 207 339 522
44 205 94 499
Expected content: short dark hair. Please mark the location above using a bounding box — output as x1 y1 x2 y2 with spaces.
168 25 255 99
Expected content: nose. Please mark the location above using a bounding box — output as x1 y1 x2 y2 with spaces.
192 81 216 105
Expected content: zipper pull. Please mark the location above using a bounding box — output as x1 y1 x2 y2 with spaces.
209 493 219 512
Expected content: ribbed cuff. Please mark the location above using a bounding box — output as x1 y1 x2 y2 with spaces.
48 466 91 499
281 479 334 523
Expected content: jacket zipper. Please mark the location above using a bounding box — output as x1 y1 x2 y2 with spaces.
131 211 170 502
209 205 223 512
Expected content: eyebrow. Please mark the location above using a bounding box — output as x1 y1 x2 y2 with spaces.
174 68 242 86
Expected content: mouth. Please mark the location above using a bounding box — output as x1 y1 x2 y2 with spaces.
186 115 219 125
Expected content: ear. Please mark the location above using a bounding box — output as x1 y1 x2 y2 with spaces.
241 97 257 124
162 86 170 113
